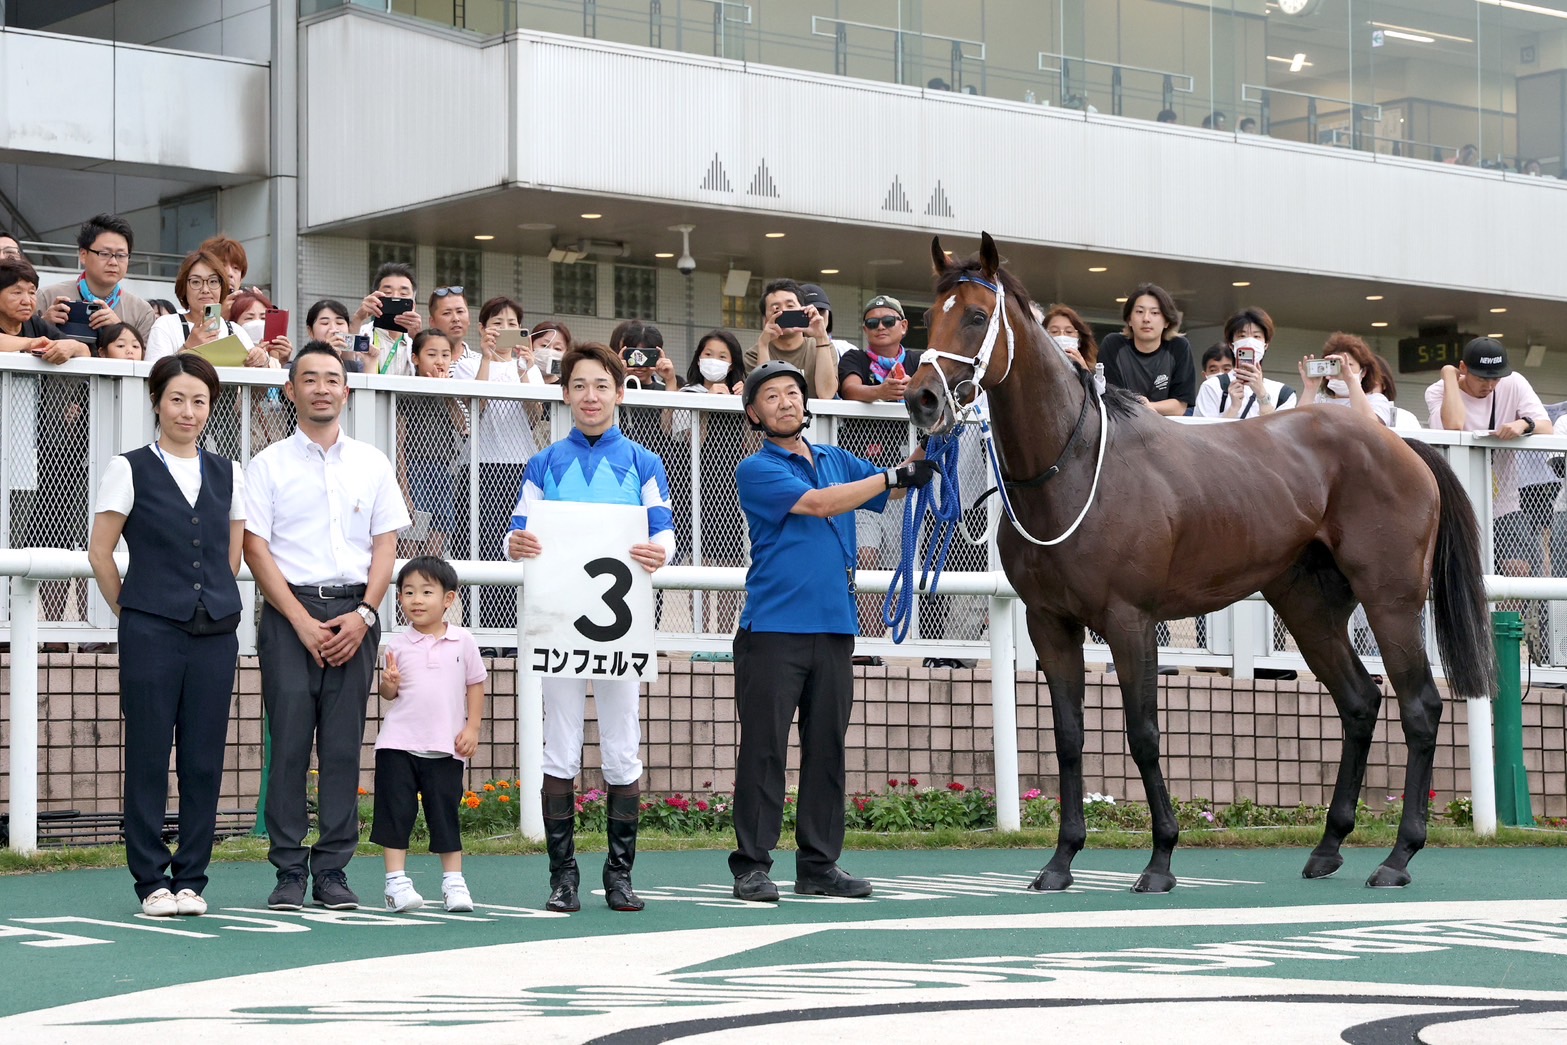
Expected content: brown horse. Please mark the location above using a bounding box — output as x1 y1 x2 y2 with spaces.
906 233 1495 892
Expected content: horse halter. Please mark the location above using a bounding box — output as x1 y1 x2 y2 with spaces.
917 273 1014 427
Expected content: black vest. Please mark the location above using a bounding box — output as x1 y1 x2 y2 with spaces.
117 446 243 622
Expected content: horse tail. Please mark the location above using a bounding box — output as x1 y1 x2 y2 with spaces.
1408 438 1497 699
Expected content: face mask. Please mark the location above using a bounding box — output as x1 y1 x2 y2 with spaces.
1232 335 1266 361
1326 378 1350 396
698 358 731 382
240 319 264 343
1050 334 1079 354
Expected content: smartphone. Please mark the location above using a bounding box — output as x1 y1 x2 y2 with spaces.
537 348 561 377
776 308 810 330
1305 358 1342 378
1234 347 1256 368
263 308 289 342
373 297 414 330
621 346 662 369
350 333 370 353
202 302 223 325
65 300 99 326
495 328 527 354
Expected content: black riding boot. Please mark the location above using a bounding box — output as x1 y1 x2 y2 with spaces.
542 790 580 913
603 788 645 912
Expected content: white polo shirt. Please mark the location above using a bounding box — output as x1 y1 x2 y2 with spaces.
243 427 410 585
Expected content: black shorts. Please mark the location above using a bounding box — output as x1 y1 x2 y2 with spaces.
370 749 465 854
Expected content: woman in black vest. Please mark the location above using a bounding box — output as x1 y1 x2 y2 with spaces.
88 354 244 917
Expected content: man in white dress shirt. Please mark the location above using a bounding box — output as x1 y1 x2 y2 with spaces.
244 341 411 911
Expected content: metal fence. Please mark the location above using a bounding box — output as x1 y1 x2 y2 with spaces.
4 353 1567 678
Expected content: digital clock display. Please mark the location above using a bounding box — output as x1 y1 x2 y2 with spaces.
1398 335 1475 373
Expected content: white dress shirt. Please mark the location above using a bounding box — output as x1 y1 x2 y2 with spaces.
243 427 410 585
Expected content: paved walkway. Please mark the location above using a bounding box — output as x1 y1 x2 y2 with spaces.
3 847 1566 1042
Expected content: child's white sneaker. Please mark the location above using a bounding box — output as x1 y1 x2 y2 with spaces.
140 888 178 917
383 876 424 913
442 878 473 912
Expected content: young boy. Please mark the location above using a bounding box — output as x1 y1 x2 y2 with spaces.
373 556 487 912
505 342 674 914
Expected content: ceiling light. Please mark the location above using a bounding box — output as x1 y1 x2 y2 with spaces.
1371 321 1389 328
1489 332 1506 338
765 232 786 239
473 234 495 241
1088 266 1108 273
1115 297 1128 303
580 213 602 219
1476 1 1567 22
1382 30 1435 43
1490 307 1508 313
820 268 840 275
1232 281 1251 287
655 252 674 259
1267 54 1313 70
1370 21 1473 44
1365 294 1384 301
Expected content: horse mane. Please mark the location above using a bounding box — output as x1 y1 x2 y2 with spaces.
934 254 1035 317
1100 386 1146 420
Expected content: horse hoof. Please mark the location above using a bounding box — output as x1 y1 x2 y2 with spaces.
1301 853 1344 880
1028 868 1073 892
1365 865 1411 889
1132 870 1176 894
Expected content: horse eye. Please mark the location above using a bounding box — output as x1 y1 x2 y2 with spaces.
968 310 987 326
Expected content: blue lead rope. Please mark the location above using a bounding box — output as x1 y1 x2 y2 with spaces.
882 431 965 643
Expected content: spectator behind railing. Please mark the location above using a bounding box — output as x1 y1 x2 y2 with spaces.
477 295 541 383
1297 332 1395 427
529 320 572 385
1039 303 1100 373
397 331 466 560
350 262 424 376
1099 282 1196 416
39 213 157 343
95 322 145 361
200 235 250 308
0 228 23 260
148 299 178 319
1193 308 1297 419
228 289 293 369
144 248 261 366
619 320 678 391
744 278 839 400
0 257 88 361
1200 342 1235 377
429 286 480 380
799 283 857 360
306 298 362 371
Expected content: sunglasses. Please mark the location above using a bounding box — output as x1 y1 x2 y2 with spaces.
863 316 901 330
433 286 465 297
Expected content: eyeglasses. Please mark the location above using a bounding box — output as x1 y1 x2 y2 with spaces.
433 286 465 298
185 275 225 291
863 316 901 330
84 248 130 263
0 246 21 260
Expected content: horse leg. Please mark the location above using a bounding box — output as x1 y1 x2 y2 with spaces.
1104 618 1178 894
1359 606 1444 889
1262 569 1379 881
1025 609 1086 892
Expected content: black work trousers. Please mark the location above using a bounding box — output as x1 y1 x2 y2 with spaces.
258 593 379 877
728 629 855 880
119 608 238 900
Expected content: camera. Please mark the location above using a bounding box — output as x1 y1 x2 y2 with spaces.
677 252 696 276
536 347 561 376
1305 358 1342 378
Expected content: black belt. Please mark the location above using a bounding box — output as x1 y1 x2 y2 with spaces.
289 583 367 600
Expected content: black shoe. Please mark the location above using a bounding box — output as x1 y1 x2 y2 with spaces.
733 870 780 902
547 868 581 913
923 657 966 669
794 866 872 898
312 869 360 910
603 791 645 912
852 655 884 666
542 789 581 913
267 868 307 910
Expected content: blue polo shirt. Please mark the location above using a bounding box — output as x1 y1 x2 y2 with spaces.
737 439 889 634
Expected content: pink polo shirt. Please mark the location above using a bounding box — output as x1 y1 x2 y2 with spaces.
376 624 487 759
1425 373 1550 515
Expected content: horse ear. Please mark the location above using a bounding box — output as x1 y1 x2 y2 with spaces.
930 236 949 275
979 232 1000 277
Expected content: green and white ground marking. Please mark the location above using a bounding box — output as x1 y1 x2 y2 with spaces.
3 848 1565 1042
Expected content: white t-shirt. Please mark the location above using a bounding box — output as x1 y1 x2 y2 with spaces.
1311 390 1396 428
472 356 539 465
95 446 246 517
144 312 258 365
1193 374 1296 419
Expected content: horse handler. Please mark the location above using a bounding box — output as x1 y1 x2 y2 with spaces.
728 361 939 902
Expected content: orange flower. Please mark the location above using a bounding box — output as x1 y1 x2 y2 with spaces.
497 781 510 790
498 794 510 803
465 796 481 809
483 784 495 792
357 787 368 796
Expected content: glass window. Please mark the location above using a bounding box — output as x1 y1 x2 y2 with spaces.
614 264 658 320
368 241 416 288
722 275 763 330
552 261 599 317
435 246 481 297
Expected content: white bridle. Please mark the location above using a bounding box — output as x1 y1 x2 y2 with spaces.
917 272 1108 547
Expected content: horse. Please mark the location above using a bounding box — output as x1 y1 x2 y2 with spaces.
906 232 1496 893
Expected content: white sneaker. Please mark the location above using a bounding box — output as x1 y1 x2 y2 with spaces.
173 889 207 916
383 876 424 913
140 888 178 917
442 878 473 912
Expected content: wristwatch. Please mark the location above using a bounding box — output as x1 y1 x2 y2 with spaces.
1524 417 1537 435
355 601 379 628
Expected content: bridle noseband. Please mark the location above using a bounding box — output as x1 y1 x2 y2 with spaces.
916 274 1012 427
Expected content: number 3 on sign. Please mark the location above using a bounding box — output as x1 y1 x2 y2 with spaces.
521 502 658 682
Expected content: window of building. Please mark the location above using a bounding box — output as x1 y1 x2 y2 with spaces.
368 241 416 288
722 275 763 330
613 264 658 320
552 261 598 316
435 246 481 297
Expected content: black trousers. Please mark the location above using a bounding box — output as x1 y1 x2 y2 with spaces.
258 594 379 876
729 629 855 879
119 609 238 900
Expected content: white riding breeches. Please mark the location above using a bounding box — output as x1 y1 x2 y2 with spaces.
541 676 644 786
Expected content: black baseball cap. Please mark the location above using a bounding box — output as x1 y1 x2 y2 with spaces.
800 284 832 333
1462 337 1510 378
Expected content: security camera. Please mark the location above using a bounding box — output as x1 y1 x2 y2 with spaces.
670 223 696 277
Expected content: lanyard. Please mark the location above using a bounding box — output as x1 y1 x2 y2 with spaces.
153 441 205 491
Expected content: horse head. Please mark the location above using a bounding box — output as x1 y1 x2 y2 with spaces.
906 232 1031 433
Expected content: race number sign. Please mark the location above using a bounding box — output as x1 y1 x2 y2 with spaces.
521 501 657 682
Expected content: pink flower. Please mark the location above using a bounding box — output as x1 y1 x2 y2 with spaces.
888 778 901 787
908 777 919 787
695 800 709 812
1023 789 1042 800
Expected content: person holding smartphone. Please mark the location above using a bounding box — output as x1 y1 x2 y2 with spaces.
742 279 840 400
1297 332 1394 427
144 248 260 365
351 262 423 376
530 321 572 385
39 214 158 344
230 289 294 368
1191 308 1296 419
